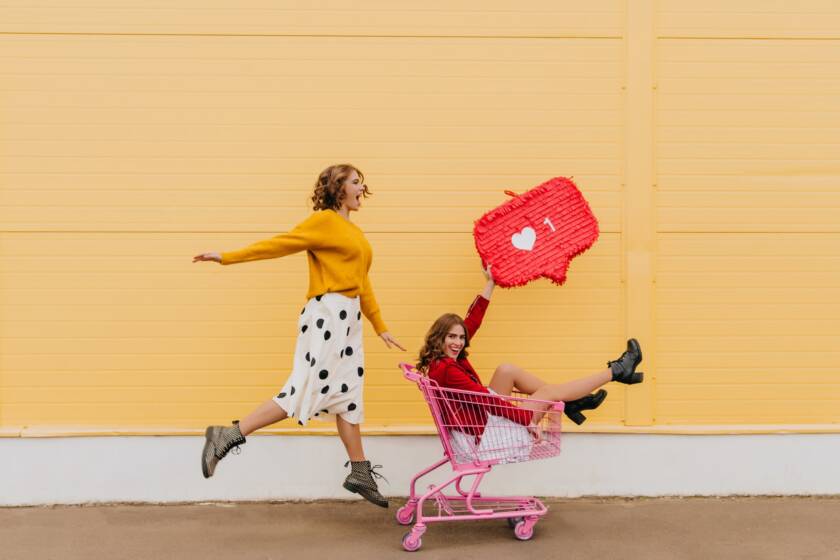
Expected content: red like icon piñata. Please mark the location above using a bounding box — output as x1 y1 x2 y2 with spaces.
473 177 599 288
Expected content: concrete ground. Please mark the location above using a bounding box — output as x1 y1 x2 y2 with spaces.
2 498 839 560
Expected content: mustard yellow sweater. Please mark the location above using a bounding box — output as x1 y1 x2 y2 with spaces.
221 209 388 335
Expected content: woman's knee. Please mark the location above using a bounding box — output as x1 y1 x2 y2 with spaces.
494 363 519 377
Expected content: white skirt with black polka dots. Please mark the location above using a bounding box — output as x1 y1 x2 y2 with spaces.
273 292 366 426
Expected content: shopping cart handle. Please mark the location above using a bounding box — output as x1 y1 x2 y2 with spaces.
399 362 423 381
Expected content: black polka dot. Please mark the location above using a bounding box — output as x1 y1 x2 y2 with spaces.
290 386 296 396
321 409 329 414
348 403 357 411
324 330 331 340
357 311 361 320
340 349 344 358
345 346 353 357
319 369 329 380
310 357 316 367
301 325 308 333
316 318 324 329
305 352 310 363
341 383 349 393
301 307 306 315
357 367 364 377
278 392 286 398
346 327 350 336
321 386 330 394
315 295 322 301
297 420 303 426
340 310 347 320
314 412 319 417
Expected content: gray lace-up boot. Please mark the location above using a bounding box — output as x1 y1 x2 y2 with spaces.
343 460 389 508
201 420 246 478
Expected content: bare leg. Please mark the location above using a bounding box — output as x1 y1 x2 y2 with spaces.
489 363 610 401
488 363 547 394
530 370 612 403
336 415 365 462
238 399 288 436
489 363 612 423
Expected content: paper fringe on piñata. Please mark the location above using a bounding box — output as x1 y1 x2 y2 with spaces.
473 177 599 288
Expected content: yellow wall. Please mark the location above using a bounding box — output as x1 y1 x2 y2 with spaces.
1 1 838 435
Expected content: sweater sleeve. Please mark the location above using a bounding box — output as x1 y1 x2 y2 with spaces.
463 295 489 339
442 363 534 426
220 212 326 265
359 273 388 335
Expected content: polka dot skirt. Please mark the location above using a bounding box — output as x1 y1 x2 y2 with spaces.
273 293 366 426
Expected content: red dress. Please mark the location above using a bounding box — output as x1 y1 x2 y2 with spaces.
425 295 533 436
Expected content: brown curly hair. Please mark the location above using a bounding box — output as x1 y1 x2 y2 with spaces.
311 164 371 211
416 313 470 372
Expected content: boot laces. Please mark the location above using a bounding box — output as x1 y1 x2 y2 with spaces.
344 461 389 486
218 436 244 458
608 349 634 370
368 464 388 485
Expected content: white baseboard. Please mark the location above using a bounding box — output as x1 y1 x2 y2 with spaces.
2 433 839 506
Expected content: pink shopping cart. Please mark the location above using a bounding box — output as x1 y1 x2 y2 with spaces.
396 362 564 552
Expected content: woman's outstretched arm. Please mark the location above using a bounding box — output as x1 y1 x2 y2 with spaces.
463 265 495 337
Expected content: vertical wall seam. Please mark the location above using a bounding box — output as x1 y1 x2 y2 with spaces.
622 0 656 425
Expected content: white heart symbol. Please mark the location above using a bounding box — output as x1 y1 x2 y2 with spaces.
511 227 536 251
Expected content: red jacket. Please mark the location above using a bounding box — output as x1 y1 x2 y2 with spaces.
426 295 533 436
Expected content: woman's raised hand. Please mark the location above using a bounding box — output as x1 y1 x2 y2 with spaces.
481 263 495 299
379 332 406 351
193 252 222 263
482 263 494 283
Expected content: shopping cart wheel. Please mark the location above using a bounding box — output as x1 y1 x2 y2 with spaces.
513 520 535 541
402 531 422 552
396 504 416 526
507 516 524 529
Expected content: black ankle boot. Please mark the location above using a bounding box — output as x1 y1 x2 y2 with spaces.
608 339 644 384
564 389 608 425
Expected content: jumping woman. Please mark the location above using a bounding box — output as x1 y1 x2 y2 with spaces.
193 164 405 508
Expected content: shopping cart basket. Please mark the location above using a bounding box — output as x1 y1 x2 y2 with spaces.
396 362 564 551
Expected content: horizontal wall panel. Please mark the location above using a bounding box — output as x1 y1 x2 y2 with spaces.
659 0 840 38
3 124 620 146
2 107 621 127
0 207 620 235
0 231 623 428
2 140 619 160
0 0 624 37
657 194 840 232
657 39 840 232
655 233 840 424
0 35 622 232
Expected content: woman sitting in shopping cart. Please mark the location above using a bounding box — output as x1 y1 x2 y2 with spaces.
416 265 644 436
